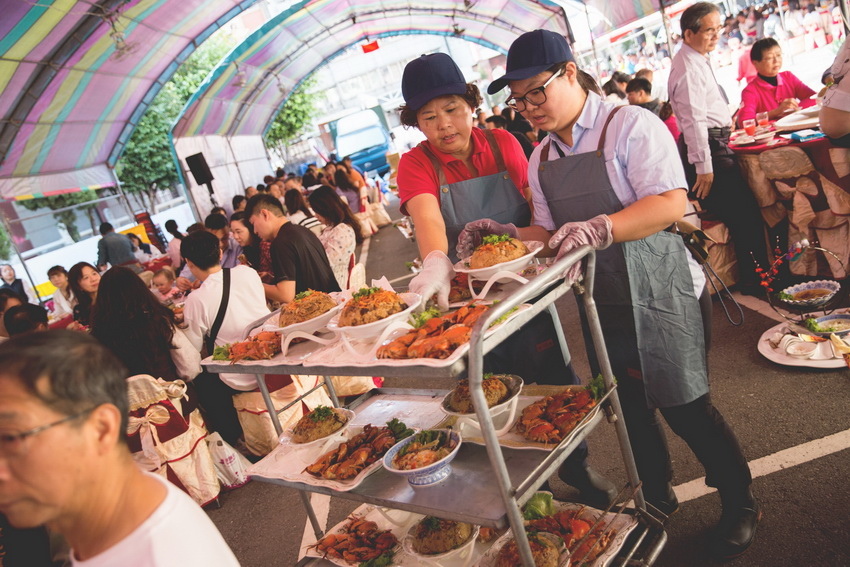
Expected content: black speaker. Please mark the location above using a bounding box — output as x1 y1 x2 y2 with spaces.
185 153 214 185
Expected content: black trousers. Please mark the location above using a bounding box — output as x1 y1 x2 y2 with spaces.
679 134 770 288
614 287 751 500
192 373 244 446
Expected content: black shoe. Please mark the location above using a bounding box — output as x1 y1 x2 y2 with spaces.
709 495 762 560
645 483 680 518
558 464 618 509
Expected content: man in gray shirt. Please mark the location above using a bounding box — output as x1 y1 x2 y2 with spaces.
96 223 141 273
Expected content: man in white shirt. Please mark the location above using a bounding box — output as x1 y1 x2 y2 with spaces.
0 330 239 567
669 2 769 294
181 231 270 446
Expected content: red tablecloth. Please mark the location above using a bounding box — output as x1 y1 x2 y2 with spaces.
48 314 74 330
144 257 173 273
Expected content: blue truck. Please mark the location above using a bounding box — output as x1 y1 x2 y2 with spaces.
329 107 393 176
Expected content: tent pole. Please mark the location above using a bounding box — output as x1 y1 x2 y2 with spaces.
0 211 41 303
659 0 675 60
226 136 247 191
583 1 602 79
110 168 136 220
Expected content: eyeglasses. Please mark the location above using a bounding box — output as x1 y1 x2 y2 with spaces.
505 68 564 112
698 26 723 37
0 407 95 458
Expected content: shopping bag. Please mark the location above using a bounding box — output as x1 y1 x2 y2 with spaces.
206 432 251 490
369 201 392 227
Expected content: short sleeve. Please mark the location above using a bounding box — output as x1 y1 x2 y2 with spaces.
397 148 441 215
271 232 298 283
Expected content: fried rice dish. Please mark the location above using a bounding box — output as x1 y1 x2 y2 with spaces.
290 406 349 443
448 375 509 413
338 287 407 327
469 235 529 269
496 533 560 567
410 517 474 555
279 290 337 327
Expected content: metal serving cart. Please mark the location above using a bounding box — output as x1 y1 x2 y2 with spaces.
202 245 667 566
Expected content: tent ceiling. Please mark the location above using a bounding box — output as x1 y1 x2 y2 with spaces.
172 0 575 139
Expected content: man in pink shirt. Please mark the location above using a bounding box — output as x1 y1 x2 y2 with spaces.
737 37 817 126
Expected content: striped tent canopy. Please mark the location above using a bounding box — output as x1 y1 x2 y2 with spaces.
172 0 575 139
0 0 256 200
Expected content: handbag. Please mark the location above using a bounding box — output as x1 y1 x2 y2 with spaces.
369 201 392 227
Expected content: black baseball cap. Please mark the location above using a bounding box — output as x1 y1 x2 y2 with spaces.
402 53 468 111
488 29 574 95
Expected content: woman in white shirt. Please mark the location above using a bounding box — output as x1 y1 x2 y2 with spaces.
48 265 76 316
308 185 362 290
284 188 325 236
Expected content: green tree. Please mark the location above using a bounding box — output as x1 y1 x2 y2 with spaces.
0 225 12 261
18 191 101 242
116 31 236 211
264 77 322 150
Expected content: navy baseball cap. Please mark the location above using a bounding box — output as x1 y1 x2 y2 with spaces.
488 29 574 94
402 53 468 111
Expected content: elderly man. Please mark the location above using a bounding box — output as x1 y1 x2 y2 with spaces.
669 1 769 295
0 330 239 566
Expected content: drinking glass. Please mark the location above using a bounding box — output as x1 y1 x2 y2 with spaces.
743 119 756 136
756 112 769 127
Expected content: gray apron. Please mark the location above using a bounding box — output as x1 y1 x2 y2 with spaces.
538 107 708 409
418 129 531 262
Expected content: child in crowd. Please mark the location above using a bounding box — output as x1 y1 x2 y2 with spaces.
151 267 180 303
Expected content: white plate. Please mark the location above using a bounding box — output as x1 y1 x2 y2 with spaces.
265 302 342 336
730 135 756 146
774 111 819 131
278 408 355 449
301 505 404 566
327 292 421 340
795 104 821 118
440 375 524 418
757 321 846 369
477 531 569 567
454 241 544 281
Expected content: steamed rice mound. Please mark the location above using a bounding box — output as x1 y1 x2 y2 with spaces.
469 238 529 269
338 288 407 327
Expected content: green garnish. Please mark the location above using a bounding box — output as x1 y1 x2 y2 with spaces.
295 290 314 301
421 516 442 531
489 300 519 327
212 344 231 360
360 551 395 567
805 318 837 333
410 306 441 328
308 406 334 422
777 291 794 301
398 430 446 457
523 492 555 520
586 373 610 400
353 287 380 300
482 233 512 245
386 418 414 440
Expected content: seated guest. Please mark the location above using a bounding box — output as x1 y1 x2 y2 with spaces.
738 38 817 126
181 230 270 444
151 266 180 303
210 206 227 217
301 163 320 188
230 212 273 283
246 194 340 304
128 233 163 264
0 289 23 342
4 302 47 336
48 265 76 317
626 78 681 140
232 194 247 213
602 79 627 105
284 188 324 236
0 265 36 303
0 330 239 566
164 220 185 269
308 185 363 290
91 267 199 383
484 115 535 158
204 213 242 269
67 262 100 327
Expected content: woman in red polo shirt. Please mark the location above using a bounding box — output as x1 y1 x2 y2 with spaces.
396 53 615 507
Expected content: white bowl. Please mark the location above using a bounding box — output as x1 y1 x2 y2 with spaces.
401 519 479 563
785 341 817 359
382 429 462 487
326 292 421 340
270 302 341 336
754 131 776 144
454 241 544 282
779 280 840 307
804 314 850 338
440 375 523 436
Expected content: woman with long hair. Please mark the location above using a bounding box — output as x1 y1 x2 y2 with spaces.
284 189 324 236
90 266 199 382
164 219 185 268
308 185 362 289
333 168 362 214
67 262 100 327
230 211 273 283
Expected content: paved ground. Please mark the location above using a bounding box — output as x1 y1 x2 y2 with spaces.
205 196 850 566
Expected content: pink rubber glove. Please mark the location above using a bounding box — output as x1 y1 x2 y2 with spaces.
548 214 614 283
456 219 519 259
408 250 455 310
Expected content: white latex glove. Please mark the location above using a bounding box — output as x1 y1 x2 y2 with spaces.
456 219 520 259
548 214 614 283
408 250 455 310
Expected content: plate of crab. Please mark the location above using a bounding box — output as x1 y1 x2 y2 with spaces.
303 507 402 566
450 383 604 451
269 418 416 492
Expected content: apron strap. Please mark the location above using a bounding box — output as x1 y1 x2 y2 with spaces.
542 104 626 162
481 129 507 172
417 143 449 187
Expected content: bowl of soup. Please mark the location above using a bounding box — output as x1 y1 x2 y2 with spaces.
779 280 840 307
